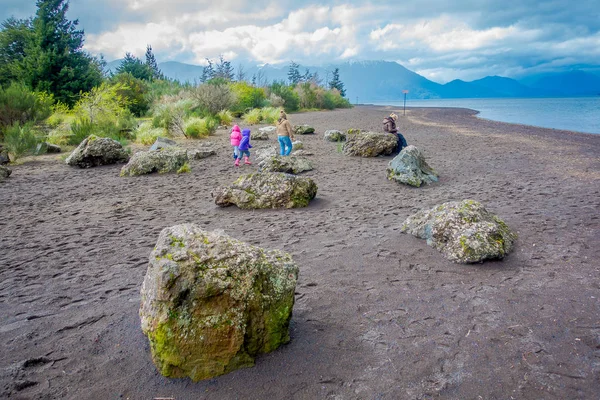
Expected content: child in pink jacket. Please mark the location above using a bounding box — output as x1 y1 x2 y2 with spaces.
230 125 242 166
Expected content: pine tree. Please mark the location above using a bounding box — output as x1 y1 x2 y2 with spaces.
236 63 246 82
287 61 301 85
24 0 104 105
116 52 153 81
215 55 234 80
0 17 33 86
302 68 311 83
201 58 215 82
329 67 346 97
144 44 162 80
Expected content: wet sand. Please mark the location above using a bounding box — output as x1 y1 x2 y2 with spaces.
1 106 599 399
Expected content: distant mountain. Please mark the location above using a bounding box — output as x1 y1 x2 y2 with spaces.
104 58 600 101
520 70 600 96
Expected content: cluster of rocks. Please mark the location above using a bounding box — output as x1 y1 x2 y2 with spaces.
140 224 299 381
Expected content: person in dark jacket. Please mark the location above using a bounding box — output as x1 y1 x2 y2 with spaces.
237 128 253 165
383 113 408 152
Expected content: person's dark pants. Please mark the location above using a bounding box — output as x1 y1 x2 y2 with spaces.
393 132 408 153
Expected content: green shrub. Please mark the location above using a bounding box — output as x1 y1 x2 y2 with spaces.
243 108 262 125
260 107 281 124
134 122 165 145
184 117 217 138
0 83 53 136
191 83 236 116
177 162 191 174
269 81 300 112
69 117 133 145
151 96 195 136
229 82 266 115
111 72 151 117
321 91 337 110
216 109 233 126
46 123 72 146
3 122 39 161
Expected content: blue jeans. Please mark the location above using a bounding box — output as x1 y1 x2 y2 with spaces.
239 149 250 158
278 136 293 156
232 146 240 159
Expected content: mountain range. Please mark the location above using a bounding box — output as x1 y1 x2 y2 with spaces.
106 59 600 102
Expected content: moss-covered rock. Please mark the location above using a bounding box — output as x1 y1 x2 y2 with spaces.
387 145 438 187
140 224 299 381
293 125 315 135
401 200 517 263
212 172 317 209
342 131 397 157
258 155 313 174
120 148 189 176
323 130 346 142
0 165 11 182
65 135 130 168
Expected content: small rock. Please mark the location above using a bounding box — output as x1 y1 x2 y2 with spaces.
120 148 188 176
188 148 216 160
323 130 346 142
35 142 62 155
149 137 177 151
0 165 11 181
401 200 517 263
291 149 314 156
258 155 313 174
0 147 11 165
213 172 317 209
291 141 303 151
255 146 278 161
387 145 438 187
251 130 270 140
66 135 130 168
293 125 315 135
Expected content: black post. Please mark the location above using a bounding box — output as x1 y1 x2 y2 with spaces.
403 92 407 115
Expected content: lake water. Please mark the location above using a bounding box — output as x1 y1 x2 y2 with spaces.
374 97 600 135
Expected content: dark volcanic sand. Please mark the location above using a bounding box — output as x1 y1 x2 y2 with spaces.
1 106 599 399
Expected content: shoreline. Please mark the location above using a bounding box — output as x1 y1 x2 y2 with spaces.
1 106 599 399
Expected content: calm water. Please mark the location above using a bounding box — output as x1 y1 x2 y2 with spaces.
375 97 600 134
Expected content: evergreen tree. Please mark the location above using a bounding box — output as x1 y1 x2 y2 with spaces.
22 0 104 105
215 55 234 80
0 17 33 86
116 52 153 81
287 61 301 85
236 63 246 82
302 68 311 83
144 44 162 80
201 58 215 82
328 67 346 97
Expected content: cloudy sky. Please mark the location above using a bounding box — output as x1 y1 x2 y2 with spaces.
3 0 599 82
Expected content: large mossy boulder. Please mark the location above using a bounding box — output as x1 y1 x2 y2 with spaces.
0 165 11 181
387 145 438 187
293 125 315 135
120 148 188 176
343 131 397 157
65 135 130 168
258 155 313 174
401 200 517 263
324 130 346 142
213 172 317 209
140 224 299 381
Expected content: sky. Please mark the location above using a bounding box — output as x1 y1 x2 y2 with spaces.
2 0 600 83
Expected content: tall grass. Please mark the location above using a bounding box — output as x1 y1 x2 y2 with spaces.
184 117 217 138
134 122 165 145
243 108 262 125
216 109 233 126
3 123 39 161
260 107 280 124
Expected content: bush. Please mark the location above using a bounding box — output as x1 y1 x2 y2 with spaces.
184 117 217 138
269 81 300 112
3 123 39 161
191 83 236 116
69 116 134 145
260 107 281 124
151 96 195 136
243 109 262 125
134 122 165 145
216 109 233 126
267 93 285 108
111 72 151 117
0 83 53 136
229 82 266 115
46 123 72 146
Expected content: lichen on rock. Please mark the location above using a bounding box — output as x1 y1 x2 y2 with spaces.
342 131 397 157
323 130 346 142
401 200 517 263
120 148 189 176
140 224 299 381
387 145 438 187
65 135 130 168
212 172 317 209
258 155 313 174
293 125 315 135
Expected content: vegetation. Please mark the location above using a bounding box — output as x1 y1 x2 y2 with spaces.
0 1 350 164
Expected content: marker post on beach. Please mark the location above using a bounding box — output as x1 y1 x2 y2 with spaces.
402 90 409 115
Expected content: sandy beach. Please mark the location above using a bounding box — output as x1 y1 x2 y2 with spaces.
1 105 599 399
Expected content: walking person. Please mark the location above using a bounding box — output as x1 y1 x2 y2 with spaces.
238 128 253 165
276 110 295 156
383 113 408 153
230 125 242 167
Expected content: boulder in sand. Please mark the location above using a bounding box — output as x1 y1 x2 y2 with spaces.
343 131 397 157
187 147 216 160
213 172 317 209
65 135 130 168
253 127 274 140
291 149 314 156
150 137 177 151
293 125 315 135
140 223 299 381
258 155 313 174
0 165 11 181
324 130 346 142
35 142 62 155
120 148 189 176
255 146 278 161
0 146 10 165
387 145 438 187
291 140 303 151
401 200 517 263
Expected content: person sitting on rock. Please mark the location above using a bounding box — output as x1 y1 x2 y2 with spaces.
383 113 408 153
276 110 295 156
